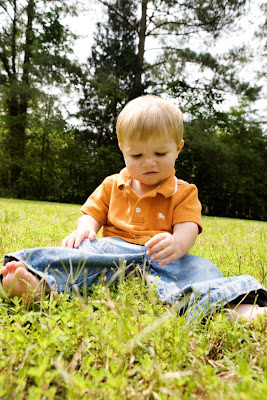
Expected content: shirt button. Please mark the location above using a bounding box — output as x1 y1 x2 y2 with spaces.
135 207 141 213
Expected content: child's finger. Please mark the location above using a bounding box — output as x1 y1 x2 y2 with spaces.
74 234 86 248
88 231 96 241
145 233 167 249
61 234 75 248
149 246 172 262
145 238 158 249
147 241 166 256
146 236 171 256
67 237 76 248
158 253 176 266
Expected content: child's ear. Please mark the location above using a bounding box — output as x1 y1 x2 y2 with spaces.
119 142 123 152
177 140 184 153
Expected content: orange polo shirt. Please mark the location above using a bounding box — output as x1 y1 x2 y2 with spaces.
81 168 203 245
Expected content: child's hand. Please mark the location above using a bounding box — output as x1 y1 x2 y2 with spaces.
61 215 102 248
145 223 199 266
61 229 96 248
145 232 182 266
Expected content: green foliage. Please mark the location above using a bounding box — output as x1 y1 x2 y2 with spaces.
81 0 258 116
77 0 139 187
178 105 267 220
0 198 266 399
0 0 83 190
79 1 139 131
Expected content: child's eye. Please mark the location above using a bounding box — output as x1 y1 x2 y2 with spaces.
132 154 142 158
155 152 166 156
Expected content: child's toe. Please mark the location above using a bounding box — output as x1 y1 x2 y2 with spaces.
1 266 8 276
14 261 25 270
14 266 28 281
5 261 18 272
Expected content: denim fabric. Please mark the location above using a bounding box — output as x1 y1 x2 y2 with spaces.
3 237 267 319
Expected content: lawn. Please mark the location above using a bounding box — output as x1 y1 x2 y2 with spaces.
0 198 266 399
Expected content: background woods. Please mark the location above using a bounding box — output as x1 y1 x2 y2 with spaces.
0 0 266 220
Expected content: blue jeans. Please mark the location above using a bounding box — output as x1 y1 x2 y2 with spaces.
3 237 267 319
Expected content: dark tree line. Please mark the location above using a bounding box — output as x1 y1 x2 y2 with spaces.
179 108 267 219
0 0 266 220
0 0 83 195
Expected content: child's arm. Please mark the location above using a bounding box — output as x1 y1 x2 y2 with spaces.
145 222 199 266
61 215 102 248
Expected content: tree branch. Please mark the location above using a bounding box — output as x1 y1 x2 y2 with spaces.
0 48 11 77
0 1 13 21
96 0 138 33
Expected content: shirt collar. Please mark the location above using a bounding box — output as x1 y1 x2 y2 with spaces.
117 168 132 188
117 168 177 198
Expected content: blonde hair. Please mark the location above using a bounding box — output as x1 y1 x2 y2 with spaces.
116 95 184 146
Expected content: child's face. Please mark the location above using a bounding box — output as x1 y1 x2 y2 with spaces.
120 136 184 190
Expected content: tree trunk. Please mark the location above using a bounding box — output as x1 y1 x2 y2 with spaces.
7 0 34 185
130 0 147 99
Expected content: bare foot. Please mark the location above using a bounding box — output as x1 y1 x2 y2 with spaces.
1 261 43 298
228 303 267 324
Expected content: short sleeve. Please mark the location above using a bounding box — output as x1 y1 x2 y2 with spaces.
80 177 112 225
172 182 203 233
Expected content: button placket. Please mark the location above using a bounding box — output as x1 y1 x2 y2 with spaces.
131 199 146 223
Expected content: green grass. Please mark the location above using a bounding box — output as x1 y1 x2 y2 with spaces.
0 198 267 399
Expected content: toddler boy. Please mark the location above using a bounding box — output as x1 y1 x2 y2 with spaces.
62 95 201 265
2 95 267 321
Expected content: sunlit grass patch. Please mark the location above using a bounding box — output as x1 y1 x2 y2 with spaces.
0 198 266 399
0 198 80 254
193 216 267 283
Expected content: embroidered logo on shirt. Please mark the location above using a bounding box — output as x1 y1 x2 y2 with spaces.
157 213 165 220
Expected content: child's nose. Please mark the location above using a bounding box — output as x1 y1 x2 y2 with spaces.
143 157 156 167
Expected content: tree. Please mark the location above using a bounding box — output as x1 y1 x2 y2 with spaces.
178 105 267 220
78 0 140 185
93 0 260 113
254 1 267 126
78 0 262 198
0 0 83 191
